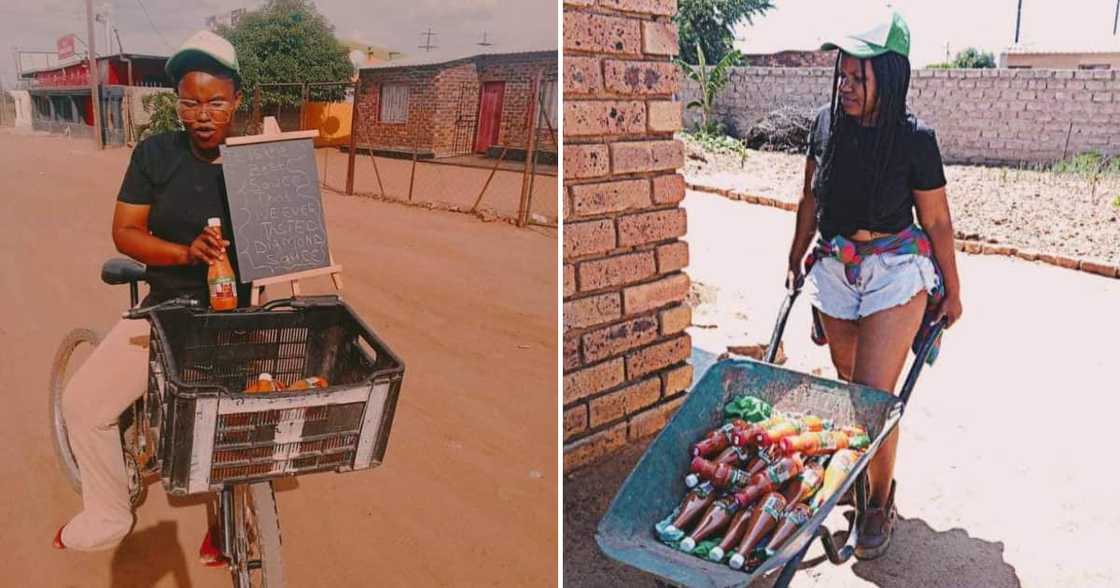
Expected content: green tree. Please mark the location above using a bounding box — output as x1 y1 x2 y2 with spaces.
138 92 182 140
949 47 996 69
675 0 774 65
678 43 743 134
216 0 353 110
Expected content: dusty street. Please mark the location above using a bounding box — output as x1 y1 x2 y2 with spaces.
0 130 557 587
565 190 1120 587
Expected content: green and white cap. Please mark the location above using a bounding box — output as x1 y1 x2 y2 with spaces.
821 10 910 59
165 30 240 82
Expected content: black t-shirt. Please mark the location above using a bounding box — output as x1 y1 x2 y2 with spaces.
117 131 251 305
806 105 947 240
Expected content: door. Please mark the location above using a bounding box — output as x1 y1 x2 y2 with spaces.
473 81 505 154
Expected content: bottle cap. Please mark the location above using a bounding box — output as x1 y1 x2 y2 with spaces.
708 546 724 561
259 373 273 381
728 553 745 570
207 217 222 227
678 537 696 552
684 473 699 488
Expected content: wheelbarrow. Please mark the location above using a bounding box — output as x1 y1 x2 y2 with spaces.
595 281 946 587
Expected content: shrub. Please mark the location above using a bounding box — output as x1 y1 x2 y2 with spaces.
138 92 182 140
744 106 814 153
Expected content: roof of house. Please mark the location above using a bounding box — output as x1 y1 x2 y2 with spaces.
359 48 556 72
1002 40 1120 56
19 53 168 77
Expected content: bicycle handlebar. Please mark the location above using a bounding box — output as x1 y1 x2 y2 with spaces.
122 297 201 320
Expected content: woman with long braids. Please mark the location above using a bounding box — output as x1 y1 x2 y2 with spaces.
785 12 963 559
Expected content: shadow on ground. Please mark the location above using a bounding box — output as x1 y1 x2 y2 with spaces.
565 438 1021 588
109 520 190 587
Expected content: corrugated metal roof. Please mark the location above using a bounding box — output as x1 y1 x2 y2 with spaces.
359 47 555 71
1003 41 1120 56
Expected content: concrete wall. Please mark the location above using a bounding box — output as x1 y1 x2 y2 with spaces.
683 67 1120 165
563 0 692 472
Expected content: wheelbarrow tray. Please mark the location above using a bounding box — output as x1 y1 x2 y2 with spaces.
596 358 903 588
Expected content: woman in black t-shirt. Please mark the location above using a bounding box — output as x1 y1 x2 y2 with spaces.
784 13 963 559
55 31 244 564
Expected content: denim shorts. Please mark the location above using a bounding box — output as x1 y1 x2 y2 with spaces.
806 253 940 320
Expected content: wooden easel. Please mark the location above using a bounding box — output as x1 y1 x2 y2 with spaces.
227 116 344 306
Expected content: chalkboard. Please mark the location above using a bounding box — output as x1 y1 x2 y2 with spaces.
220 138 331 283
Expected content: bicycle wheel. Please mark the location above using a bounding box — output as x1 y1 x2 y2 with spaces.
49 328 101 494
229 481 285 588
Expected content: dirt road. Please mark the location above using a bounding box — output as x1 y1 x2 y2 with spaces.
565 190 1120 587
0 130 557 587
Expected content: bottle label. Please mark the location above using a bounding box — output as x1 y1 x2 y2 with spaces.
767 460 794 485
801 468 822 489
787 507 810 526
210 276 236 300
762 495 784 519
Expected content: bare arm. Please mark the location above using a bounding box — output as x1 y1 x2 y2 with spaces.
112 202 226 266
914 186 963 327
786 158 819 284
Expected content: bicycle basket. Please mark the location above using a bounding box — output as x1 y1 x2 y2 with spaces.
147 298 404 495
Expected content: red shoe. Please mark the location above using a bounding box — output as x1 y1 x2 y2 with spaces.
53 526 66 550
199 526 228 567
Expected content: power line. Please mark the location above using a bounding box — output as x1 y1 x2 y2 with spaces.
135 0 172 50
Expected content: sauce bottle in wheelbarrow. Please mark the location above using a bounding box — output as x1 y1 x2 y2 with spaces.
678 494 743 553
810 449 860 511
206 218 237 311
662 481 718 540
708 502 755 562
728 491 787 570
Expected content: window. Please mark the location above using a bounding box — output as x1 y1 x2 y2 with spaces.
539 79 557 130
379 84 409 123
1079 63 1111 70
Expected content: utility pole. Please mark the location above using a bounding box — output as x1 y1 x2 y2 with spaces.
1014 0 1023 44
86 0 102 148
1113 0 1119 35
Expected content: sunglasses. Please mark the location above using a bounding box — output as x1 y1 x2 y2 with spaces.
177 100 234 124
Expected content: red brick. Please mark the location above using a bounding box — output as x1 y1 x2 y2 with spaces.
564 292 623 332
651 173 685 204
603 60 680 95
564 100 648 137
663 363 694 396
564 405 589 441
588 377 661 427
565 219 617 259
564 56 604 95
1053 254 1079 270
624 272 690 314
656 241 689 272
659 304 691 335
582 315 660 363
570 178 652 216
618 208 687 246
648 101 683 132
642 20 679 56
1080 259 1120 278
564 144 611 180
564 0 595 6
564 12 642 56
578 251 657 291
629 395 686 441
626 333 691 379
611 139 683 174
564 334 582 371
564 421 627 472
564 358 625 403
564 263 577 297
599 0 677 16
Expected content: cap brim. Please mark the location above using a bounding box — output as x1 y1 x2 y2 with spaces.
820 37 889 59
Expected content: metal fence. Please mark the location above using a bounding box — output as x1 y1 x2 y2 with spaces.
247 74 558 228
0 93 15 128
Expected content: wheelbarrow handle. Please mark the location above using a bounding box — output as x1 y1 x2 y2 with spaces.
764 280 803 364
897 317 948 408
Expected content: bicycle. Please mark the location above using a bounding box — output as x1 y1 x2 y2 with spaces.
50 258 405 587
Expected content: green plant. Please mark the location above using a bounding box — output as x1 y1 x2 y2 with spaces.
138 92 182 140
1050 151 1120 177
1112 194 1120 208
215 0 354 110
675 0 774 65
684 129 749 160
678 43 742 135
950 47 996 69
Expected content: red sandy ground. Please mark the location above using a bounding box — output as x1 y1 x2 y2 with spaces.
0 130 557 587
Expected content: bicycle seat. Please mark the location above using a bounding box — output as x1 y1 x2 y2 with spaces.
101 258 147 285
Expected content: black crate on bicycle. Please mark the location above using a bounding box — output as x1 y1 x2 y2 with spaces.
146 297 404 495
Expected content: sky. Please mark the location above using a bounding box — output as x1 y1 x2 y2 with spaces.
0 0 557 84
736 0 1120 66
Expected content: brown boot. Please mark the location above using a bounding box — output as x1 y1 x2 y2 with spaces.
854 480 896 560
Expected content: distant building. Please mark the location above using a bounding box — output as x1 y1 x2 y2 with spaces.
17 53 169 144
356 50 557 161
741 50 834 68
1001 43 1120 69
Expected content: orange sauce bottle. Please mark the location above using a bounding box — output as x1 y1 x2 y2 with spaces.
206 217 237 311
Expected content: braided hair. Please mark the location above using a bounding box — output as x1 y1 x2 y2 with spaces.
816 51 911 226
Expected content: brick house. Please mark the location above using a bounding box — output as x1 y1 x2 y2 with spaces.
355 50 557 160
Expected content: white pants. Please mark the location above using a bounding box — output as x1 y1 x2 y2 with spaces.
60 318 149 551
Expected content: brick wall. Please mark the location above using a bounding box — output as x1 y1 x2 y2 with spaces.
563 0 693 472
478 55 559 152
357 67 441 154
432 63 480 157
742 50 834 68
683 67 1120 165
